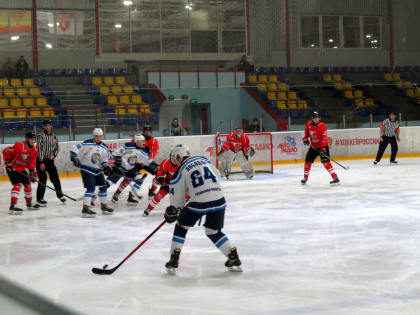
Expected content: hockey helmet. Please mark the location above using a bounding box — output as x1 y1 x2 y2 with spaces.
143 125 152 132
134 133 145 142
170 144 191 166
312 111 320 119
25 131 35 139
43 119 52 125
92 128 103 136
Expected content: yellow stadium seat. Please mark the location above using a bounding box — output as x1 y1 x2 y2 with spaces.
248 74 257 84
334 82 343 90
132 95 142 104
365 99 375 106
278 92 288 100
403 81 413 89
36 98 48 107
354 99 364 107
16 109 27 118
92 77 102 86
344 90 354 99
278 83 288 91
29 108 42 118
268 75 278 83
104 77 114 85
395 81 403 89
288 91 298 100
342 82 352 90
116 77 126 85
267 83 277 91
415 89 420 97
267 92 277 101
354 90 365 98
23 79 34 87
23 98 34 107
416 98 420 105
3 109 15 118
258 75 268 83
100 86 111 95
298 100 308 109
332 74 342 82
111 86 122 95
0 79 8 87
17 88 28 97
120 95 131 104
107 96 119 105
115 106 126 115
276 101 287 110
10 98 22 107
127 105 138 114
11 79 21 87
258 84 268 92
384 73 393 81
30 88 41 97
0 98 8 108
323 74 332 82
123 85 135 94
140 105 151 114
287 101 297 109
4 89 15 97
43 108 55 117
392 73 400 81
406 89 415 97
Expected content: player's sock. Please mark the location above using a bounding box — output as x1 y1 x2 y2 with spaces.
147 191 164 211
170 224 189 253
98 186 107 204
11 183 22 204
116 178 130 195
23 184 32 203
83 189 94 207
205 228 232 256
323 162 337 179
304 162 312 180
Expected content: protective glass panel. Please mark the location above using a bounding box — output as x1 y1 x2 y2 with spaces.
56 12 77 49
191 6 218 30
77 11 95 49
131 6 160 30
161 6 189 29
222 30 245 53
132 30 161 53
191 30 217 52
37 11 56 50
322 16 340 48
162 30 189 53
8 11 32 50
301 16 319 48
363 16 380 48
221 7 245 30
343 16 360 48
100 11 129 53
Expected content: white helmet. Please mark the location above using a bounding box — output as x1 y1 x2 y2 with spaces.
134 134 145 142
170 144 191 165
93 128 103 136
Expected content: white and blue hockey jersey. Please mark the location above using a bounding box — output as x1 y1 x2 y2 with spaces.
70 139 111 176
169 156 226 213
112 142 154 171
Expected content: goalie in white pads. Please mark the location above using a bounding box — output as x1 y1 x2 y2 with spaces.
164 144 242 274
217 126 255 179
109 134 158 204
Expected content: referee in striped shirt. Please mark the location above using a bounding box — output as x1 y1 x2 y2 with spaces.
36 120 66 206
374 112 400 165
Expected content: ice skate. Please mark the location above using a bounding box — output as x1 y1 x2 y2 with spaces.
26 202 40 210
111 194 119 204
59 197 66 204
301 178 308 185
165 248 181 275
82 205 96 218
390 161 398 164
373 160 378 165
127 192 139 206
143 209 150 217
9 204 23 215
330 177 340 185
225 247 242 272
36 199 47 207
101 203 114 215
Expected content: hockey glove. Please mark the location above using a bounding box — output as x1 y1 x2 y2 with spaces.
114 156 122 167
71 156 80 167
103 166 112 176
157 176 167 185
164 205 179 224
303 139 310 146
134 174 145 186
29 170 37 183
5 160 14 172
143 162 158 175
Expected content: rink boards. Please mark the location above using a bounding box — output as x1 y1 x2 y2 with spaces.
0 126 419 178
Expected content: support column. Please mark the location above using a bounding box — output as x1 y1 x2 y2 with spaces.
32 0 38 70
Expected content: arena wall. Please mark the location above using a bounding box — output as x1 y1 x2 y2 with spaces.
0 127 419 179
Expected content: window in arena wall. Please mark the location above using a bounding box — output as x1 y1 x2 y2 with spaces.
363 16 381 49
131 6 161 53
300 16 320 48
191 30 218 53
343 16 360 48
322 16 340 49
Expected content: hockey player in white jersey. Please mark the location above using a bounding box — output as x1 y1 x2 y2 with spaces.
70 128 114 218
164 144 242 274
109 134 158 204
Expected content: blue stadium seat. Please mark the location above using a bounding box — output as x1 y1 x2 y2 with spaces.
39 69 51 77
48 96 60 106
41 87 53 96
35 78 46 86
95 68 105 76
94 95 107 105
120 68 129 76
81 77 92 85
31 70 40 77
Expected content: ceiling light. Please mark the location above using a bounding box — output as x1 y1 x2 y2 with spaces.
328 39 333 42
123 0 133 5
11 36 19 41
48 23 54 27
333 46 338 49
115 23 122 29
45 43 53 49
185 5 192 10
366 34 371 38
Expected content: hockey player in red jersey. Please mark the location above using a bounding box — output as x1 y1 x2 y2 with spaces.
3 132 40 214
217 126 255 179
143 158 179 217
301 112 339 185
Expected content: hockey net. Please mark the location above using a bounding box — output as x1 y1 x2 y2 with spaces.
215 132 273 174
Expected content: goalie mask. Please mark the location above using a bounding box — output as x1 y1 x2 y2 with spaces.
234 126 243 138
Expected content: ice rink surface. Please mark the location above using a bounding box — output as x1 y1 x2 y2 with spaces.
1 158 420 315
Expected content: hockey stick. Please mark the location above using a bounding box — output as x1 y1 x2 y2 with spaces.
15 170 78 201
92 220 166 275
310 146 350 170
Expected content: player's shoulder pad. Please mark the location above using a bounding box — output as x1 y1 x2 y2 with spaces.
83 139 94 144
99 142 110 151
124 142 136 149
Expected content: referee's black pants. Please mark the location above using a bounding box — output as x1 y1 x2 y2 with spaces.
36 159 63 201
375 136 398 162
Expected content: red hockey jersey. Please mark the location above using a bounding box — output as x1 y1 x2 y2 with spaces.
303 121 329 148
130 136 159 159
222 132 250 153
3 141 37 171
155 159 178 185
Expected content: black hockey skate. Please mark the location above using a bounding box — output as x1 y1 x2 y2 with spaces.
330 177 340 185
143 209 151 217
82 205 96 218
26 201 40 210
111 194 119 204
127 192 139 206
301 178 308 185
9 204 23 215
165 248 181 275
390 161 398 164
148 188 156 199
373 160 379 165
36 199 47 207
225 247 242 272
101 203 114 215
59 197 66 203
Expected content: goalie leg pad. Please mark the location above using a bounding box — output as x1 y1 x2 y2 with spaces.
218 150 236 177
235 151 254 179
